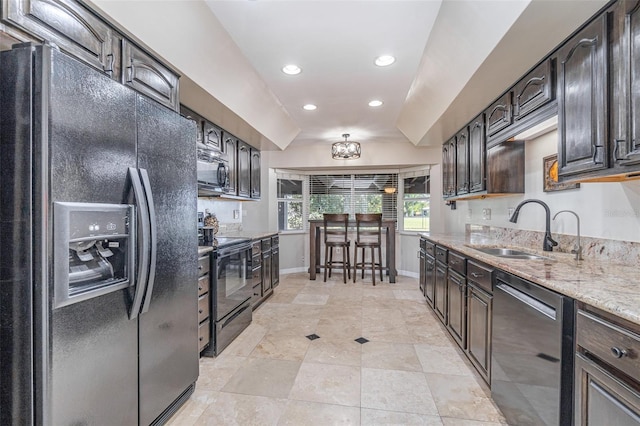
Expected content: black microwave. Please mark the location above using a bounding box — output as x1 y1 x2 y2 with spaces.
197 146 229 196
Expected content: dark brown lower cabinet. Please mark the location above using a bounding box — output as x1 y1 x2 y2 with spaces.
424 253 435 308
434 261 447 324
420 241 495 388
466 283 492 385
575 305 640 425
446 270 466 349
575 354 640 425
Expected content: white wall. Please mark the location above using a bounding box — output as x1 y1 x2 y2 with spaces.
443 130 640 242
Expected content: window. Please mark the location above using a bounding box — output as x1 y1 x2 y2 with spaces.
277 179 303 231
308 173 397 221
403 175 430 231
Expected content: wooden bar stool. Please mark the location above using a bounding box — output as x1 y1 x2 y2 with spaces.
353 213 383 285
323 213 351 283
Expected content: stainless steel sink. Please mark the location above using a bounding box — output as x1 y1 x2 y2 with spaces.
470 247 548 260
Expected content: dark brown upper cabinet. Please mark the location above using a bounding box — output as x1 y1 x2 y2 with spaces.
513 58 555 122
442 137 456 198
455 128 469 196
123 40 179 112
556 14 608 179
223 133 237 195
485 92 512 141
610 0 640 171
2 0 121 79
250 148 261 199
203 121 223 151
180 105 204 145
237 140 251 198
468 114 486 193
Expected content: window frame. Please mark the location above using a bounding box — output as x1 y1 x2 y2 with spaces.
400 174 430 233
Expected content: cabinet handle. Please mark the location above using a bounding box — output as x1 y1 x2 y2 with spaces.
126 59 134 83
593 144 605 165
198 265 203 270
198 286 203 291
471 272 484 278
611 347 628 359
199 336 203 341
613 139 626 162
103 53 114 77
198 309 203 314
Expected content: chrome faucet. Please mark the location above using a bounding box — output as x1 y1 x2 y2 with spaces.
553 210 583 261
509 199 558 251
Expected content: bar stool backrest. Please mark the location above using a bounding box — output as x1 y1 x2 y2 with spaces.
323 213 349 243
355 213 382 245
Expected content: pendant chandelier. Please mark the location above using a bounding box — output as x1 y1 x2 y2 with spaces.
332 134 361 160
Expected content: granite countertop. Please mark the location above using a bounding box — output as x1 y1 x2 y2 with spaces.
217 231 279 240
198 232 278 255
422 233 640 326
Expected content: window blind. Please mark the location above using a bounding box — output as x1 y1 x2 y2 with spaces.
308 173 398 221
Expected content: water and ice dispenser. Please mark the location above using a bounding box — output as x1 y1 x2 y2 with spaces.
54 202 135 308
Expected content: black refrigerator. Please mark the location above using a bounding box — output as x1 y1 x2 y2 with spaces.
0 43 198 425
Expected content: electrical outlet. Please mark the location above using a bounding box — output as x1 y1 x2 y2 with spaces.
508 207 515 218
233 210 240 219
482 208 492 220
335 247 342 255
417 250 421 258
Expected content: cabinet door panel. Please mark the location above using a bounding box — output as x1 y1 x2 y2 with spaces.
446 271 466 349
514 59 554 120
180 105 205 145
456 128 469 195
442 138 456 198
557 15 608 177
434 263 447 324
575 354 640 425
467 284 491 384
250 148 261 199
485 92 512 137
237 141 251 198
626 1 640 166
204 121 222 150
223 134 237 195
123 40 179 112
468 115 485 193
425 255 435 308
3 0 119 78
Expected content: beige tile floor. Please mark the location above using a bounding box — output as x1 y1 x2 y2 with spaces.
168 272 508 426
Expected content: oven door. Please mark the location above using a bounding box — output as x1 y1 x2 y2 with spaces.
214 244 252 321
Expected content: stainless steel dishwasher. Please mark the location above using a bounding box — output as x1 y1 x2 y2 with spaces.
492 270 574 426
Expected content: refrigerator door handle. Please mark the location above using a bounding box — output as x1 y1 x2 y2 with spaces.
128 167 151 319
139 168 157 313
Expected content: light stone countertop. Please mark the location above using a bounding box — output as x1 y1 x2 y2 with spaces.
422 233 640 326
217 231 279 240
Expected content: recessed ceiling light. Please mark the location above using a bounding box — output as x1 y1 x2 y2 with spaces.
282 64 301 75
303 104 317 111
374 55 395 67
368 100 383 107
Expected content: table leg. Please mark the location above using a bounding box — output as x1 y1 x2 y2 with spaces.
387 225 397 283
309 223 316 280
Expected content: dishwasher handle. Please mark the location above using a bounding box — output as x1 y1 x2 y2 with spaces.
496 282 557 320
